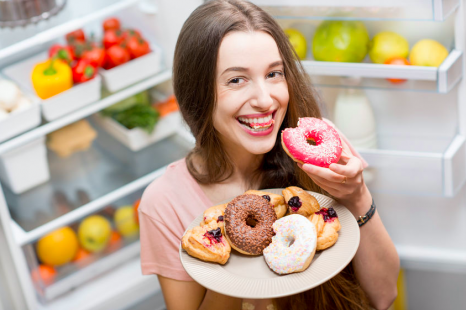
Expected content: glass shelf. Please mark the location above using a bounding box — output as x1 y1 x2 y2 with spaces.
4 123 191 233
253 0 459 21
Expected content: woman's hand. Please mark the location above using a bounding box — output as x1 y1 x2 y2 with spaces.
298 139 371 212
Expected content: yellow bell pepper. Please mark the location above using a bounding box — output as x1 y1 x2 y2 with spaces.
31 58 73 99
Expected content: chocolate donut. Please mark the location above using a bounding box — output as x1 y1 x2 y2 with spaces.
224 194 277 255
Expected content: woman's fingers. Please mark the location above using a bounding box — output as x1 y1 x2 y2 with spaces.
299 163 346 183
329 157 363 178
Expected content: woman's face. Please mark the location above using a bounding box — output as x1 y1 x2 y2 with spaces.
214 31 289 156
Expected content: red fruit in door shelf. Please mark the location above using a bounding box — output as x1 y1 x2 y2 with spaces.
105 45 130 69
103 29 124 50
126 36 151 59
103 17 121 32
384 57 411 84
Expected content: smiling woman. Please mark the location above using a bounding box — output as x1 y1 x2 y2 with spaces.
139 1 399 310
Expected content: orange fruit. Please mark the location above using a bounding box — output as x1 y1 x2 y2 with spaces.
31 265 57 286
133 199 141 224
384 57 411 84
72 247 90 262
37 227 79 266
105 231 122 253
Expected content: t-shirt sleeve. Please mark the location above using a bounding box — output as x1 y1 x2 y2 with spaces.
139 210 194 281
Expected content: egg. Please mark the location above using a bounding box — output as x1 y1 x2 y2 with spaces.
0 79 21 112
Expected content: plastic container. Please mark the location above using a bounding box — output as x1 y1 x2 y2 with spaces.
99 45 163 92
0 136 50 194
2 52 102 121
92 111 182 151
0 92 41 143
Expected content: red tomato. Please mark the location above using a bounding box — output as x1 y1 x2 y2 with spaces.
82 45 106 68
72 59 97 83
48 44 74 64
103 17 121 31
122 28 142 42
105 45 130 69
384 57 411 84
103 29 124 50
126 36 151 59
69 40 90 59
66 29 86 44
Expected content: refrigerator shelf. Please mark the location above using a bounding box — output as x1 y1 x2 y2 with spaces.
359 134 466 197
303 50 463 93
397 245 466 274
0 69 172 156
35 256 163 310
5 129 194 245
253 0 459 21
0 0 139 64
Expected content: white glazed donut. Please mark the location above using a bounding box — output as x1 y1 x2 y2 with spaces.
263 214 317 275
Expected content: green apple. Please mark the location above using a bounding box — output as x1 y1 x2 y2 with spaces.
78 215 111 252
284 28 307 60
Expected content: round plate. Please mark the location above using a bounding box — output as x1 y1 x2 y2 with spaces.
179 188 360 299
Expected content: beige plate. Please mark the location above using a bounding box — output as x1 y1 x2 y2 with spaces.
179 188 360 299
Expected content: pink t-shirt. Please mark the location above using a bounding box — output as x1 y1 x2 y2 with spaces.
139 129 367 281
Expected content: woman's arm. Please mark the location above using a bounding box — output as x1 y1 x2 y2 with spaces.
158 275 243 310
299 140 400 310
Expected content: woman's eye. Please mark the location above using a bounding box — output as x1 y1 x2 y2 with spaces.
227 77 244 85
267 71 283 78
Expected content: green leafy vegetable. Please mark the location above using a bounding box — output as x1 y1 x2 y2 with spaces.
111 104 160 134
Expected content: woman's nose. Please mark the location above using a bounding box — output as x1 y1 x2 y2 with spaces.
249 81 274 110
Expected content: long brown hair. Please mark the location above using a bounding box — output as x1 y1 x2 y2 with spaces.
173 1 371 309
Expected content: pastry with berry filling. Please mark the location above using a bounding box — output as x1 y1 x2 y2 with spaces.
282 186 320 217
309 207 341 251
200 203 227 234
244 190 287 219
181 221 231 264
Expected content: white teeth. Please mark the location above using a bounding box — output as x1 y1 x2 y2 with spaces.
258 117 265 123
253 118 258 123
238 113 273 125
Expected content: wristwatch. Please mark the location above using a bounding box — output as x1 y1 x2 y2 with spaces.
358 198 376 227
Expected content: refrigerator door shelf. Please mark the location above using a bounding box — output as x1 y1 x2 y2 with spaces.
303 50 463 94
253 0 459 21
359 134 466 197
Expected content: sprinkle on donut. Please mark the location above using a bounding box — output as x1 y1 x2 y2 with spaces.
224 194 277 255
281 117 342 168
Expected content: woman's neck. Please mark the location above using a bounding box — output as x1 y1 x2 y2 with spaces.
223 142 263 186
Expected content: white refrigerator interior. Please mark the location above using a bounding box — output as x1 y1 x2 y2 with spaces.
0 0 465 310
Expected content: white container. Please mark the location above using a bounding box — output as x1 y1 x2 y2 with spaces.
0 136 50 194
2 52 102 121
99 45 163 92
0 94 41 143
92 111 182 151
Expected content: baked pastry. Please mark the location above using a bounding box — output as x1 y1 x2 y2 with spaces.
224 194 277 255
200 203 227 234
282 186 320 217
263 214 317 274
181 221 231 264
244 190 287 219
309 207 341 251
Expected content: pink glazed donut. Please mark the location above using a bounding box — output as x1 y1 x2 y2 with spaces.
281 117 342 168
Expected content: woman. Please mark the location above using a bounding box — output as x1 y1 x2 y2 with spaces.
139 1 399 309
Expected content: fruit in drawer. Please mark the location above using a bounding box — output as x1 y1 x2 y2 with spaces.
284 28 307 60
66 29 86 44
49 44 75 65
114 206 139 238
37 227 79 266
103 17 121 32
72 59 97 83
78 215 112 252
368 31 409 64
105 45 131 69
409 39 449 67
103 29 124 50
81 45 106 68
133 199 141 225
31 265 57 286
31 58 73 99
127 36 151 59
312 20 369 63
384 57 411 84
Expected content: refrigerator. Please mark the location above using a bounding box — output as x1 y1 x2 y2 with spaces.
0 0 465 309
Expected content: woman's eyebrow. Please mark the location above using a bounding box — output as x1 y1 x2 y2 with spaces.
220 60 283 76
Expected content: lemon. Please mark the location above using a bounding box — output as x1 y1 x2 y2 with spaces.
284 28 307 60
37 227 79 266
409 39 449 67
369 31 409 64
78 215 112 252
114 206 139 238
